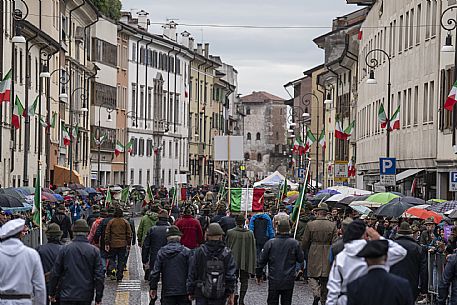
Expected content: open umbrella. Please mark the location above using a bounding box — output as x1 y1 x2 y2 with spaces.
17 187 35 196
0 188 28 203
316 189 340 196
405 207 442 223
41 192 57 203
84 187 98 194
427 201 457 214
365 192 400 205
0 194 25 208
42 188 55 194
351 205 372 215
350 201 383 208
283 194 299 205
53 194 64 202
68 183 84 190
55 187 71 195
387 196 426 206
338 195 371 205
427 199 447 205
326 193 351 202
75 189 89 197
375 201 414 218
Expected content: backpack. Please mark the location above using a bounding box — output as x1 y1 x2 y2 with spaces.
200 249 228 299
253 217 269 245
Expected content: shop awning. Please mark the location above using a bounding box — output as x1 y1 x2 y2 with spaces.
396 169 424 182
53 165 83 186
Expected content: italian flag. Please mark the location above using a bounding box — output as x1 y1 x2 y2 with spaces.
25 96 38 117
12 96 24 129
143 183 154 207
105 186 112 204
348 160 356 177
63 126 71 146
445 80 457 111
304 128 316 153
318 128 326 149
378 103 388 128
230 188 265 212
125 140 133 154
388 106 400 131
32 167 41 227
39 116 48 128
114 141 124 156
0 69 12 103
292 136 305 155
345 121 355 140
335 120 349 140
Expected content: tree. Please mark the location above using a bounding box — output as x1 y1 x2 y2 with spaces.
90 0 122 21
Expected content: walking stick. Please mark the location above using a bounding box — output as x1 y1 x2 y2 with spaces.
293 158 311 240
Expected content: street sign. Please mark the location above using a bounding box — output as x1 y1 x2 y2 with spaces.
380 158 396 175
379 158 396 186
380 175 396 186
334 161 348 183
450 172 457 192
297 167 305 179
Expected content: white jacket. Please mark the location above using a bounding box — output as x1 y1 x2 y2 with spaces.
0 238 46 305
326 238 407 305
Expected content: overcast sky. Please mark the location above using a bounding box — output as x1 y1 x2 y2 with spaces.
121 0 357 98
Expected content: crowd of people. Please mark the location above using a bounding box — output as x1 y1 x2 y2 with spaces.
2 186 457 305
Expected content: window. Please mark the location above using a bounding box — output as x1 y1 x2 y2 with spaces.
431 0 437 37
132 42 137 61
163 140 166 157
257 153 262 162
403 90 408 127
429 81 435 123
138 169 142 185
416 4 421 45
399 15 403 53
423 83 429 123
276 131 279 140
169 142 172 158
426 0 431 39
410 9 414 48
407 88 412 126
246 107 250 115
140 86 145 119
146 170 150 184
247 132 251 140
414 85 419 125
175 142 178 158
131 83 137 114
92 38 117 66
139 138 144 156
392 20 396 56
405 12 409 51
244 152 250 160
94 82 117 108
168 169 172 185
256 132 261 140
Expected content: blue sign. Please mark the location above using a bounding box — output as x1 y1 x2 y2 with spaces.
379 158 396 175
451 172 457 183
297 168 305 178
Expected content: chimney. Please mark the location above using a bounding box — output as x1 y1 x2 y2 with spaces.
163 21 178 41
137 10 149 30
180 31 191 48
197 43 203 55
204 43 210 58
189 37 195 51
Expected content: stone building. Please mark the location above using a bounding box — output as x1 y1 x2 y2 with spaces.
241 91 287 179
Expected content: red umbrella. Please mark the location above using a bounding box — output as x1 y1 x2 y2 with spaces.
405 207 443 223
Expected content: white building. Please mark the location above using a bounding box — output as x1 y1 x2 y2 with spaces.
355 0 440 198
120 13 193 188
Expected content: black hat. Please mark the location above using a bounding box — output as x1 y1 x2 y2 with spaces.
356 240 389 258
235 214 245 226
343 219 367 243
107 207 115 215
166 225 182 238
100 208 108 218
92 205 100 212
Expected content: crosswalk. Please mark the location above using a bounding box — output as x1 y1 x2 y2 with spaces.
116 279 142 292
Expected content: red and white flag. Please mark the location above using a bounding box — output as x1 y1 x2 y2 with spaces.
0 69 12 103
445 80 457 111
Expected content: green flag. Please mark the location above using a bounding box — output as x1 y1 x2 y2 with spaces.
291 184 307 223
145 183 154 204
121 186 130 204
32 168 41 226
278 177 287 200
105 186 112 204
50 112 57 128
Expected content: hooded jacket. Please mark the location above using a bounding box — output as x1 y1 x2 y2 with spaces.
149 241 192 296
326 238 407 305
226 226 257 274
50 212 73 239
141 219 170 265
249 213 275 246
0 238 46 305
176 215 203 249
187 240 237 298
137 212 158 246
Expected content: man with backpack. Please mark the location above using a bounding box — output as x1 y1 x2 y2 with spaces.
105 207 132 282
187 223 237 305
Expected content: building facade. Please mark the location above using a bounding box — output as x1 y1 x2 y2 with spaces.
241 91 287 179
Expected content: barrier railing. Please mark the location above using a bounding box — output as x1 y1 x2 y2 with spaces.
22 228 47 249
428 252 447 304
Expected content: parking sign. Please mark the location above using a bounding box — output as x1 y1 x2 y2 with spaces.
450 172 457 192
379 158 396 175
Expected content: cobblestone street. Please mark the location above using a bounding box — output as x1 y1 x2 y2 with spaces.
101 219 315 305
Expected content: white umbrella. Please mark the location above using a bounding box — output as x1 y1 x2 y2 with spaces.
349 201 383 208
350 205 372 215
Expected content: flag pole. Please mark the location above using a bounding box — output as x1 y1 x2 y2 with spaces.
227 135 231 210
38 161 43 246
293 158 311 240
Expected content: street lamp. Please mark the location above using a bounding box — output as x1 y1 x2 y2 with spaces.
123 110 137 186
96 103 114 187
441 6 457 151
365 48 392 157
301 93 321 186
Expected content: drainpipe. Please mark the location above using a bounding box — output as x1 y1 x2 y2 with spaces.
144 39 153 129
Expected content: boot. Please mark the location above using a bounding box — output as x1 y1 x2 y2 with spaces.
312 297 320 305
234 295 239 305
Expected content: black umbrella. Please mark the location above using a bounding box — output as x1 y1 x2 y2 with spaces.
387 196 425 206
0 194 24 208
339 195 371 205
374 201 414 218
0 188 27 203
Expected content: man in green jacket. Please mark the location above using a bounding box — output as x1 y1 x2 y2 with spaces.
226 214 256 305
137 210 158 247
